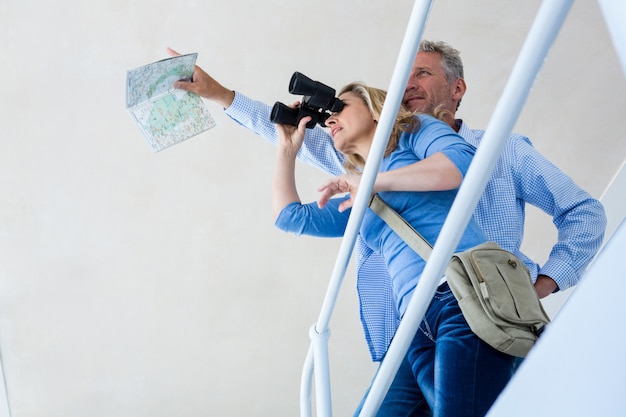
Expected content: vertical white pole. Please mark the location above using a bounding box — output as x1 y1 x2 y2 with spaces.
300 346 314 417
358 0 574 415
310 325 332 417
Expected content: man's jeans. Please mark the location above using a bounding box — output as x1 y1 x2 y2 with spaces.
354 283 518 417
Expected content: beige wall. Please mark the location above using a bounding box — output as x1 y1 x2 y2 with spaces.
1 1 624 416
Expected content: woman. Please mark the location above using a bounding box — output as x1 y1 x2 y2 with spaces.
272 82 516 417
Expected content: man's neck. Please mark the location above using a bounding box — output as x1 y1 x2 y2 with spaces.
453 118 462 132
441 113 458 132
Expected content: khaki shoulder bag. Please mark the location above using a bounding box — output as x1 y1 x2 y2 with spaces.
369 194 550 357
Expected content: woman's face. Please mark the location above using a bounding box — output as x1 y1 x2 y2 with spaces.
325 91 377 158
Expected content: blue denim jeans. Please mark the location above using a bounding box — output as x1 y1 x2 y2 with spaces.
354 283 518 417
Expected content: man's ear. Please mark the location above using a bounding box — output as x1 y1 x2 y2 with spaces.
453 78 467 101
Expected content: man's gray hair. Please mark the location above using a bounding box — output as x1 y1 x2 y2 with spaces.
419 40 464 83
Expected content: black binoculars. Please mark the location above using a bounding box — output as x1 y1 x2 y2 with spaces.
270 72 344 129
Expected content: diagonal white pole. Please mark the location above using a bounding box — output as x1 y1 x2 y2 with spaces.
358 0 574 415
300 1 434 416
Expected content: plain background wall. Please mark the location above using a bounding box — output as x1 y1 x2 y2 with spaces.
1 1 625 416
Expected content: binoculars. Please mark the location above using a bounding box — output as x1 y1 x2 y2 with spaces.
270 72 344 129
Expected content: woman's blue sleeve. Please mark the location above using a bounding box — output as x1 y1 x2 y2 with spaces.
274 196 351 238
412 115 476 177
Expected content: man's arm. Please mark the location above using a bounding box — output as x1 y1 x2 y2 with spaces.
224 94 345 176
167 48 345 176
512 137 607 292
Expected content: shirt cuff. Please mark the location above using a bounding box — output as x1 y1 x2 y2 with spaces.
538 258 580 292
224 91 252 118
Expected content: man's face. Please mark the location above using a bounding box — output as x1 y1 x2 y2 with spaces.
403 52 458 115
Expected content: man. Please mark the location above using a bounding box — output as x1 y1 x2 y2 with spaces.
168 41 606 415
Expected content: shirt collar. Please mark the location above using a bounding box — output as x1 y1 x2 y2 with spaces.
456 119 479 147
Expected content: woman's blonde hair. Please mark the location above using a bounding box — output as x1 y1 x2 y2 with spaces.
338 82 450 173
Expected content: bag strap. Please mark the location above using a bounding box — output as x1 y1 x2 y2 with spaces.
368 193 433 261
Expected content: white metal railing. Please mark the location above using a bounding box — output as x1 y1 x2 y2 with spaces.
299 1 434 416
300 0 578 416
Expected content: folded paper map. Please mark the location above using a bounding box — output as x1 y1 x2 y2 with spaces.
126 53 216 152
